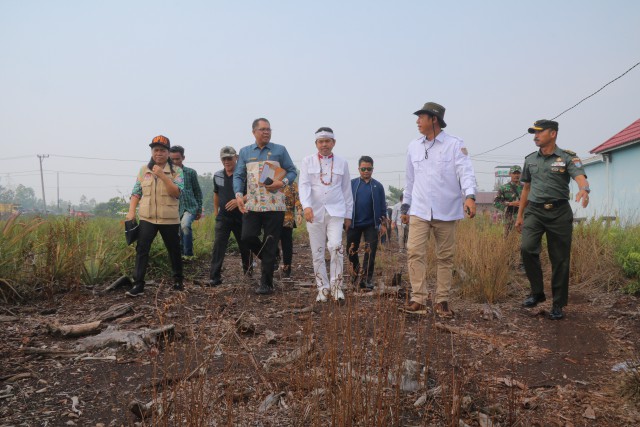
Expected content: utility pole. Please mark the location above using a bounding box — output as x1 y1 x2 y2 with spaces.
57 172 60 213
37 154 49 215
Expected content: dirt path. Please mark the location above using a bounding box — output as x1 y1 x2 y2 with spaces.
1 244 639 426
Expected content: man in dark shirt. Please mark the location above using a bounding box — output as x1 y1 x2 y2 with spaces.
347 156 387 290
207 146 252 286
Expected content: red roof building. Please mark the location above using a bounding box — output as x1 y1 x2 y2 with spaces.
590 118 640 154
574 118 640 224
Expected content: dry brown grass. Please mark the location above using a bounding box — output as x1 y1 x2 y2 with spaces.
455 218 513 303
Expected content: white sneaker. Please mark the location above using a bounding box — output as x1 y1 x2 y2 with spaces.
316 288 330 303
331 286 345 302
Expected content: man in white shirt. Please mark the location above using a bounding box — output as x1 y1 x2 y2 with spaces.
299 127 353 303
400 102 477 318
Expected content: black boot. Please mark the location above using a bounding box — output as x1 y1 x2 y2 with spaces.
126 283 144 297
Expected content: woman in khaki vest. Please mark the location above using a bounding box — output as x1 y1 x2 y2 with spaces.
125 135 185 297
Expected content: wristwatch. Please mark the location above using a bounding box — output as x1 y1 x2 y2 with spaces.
282 177 290 187
465 194 476 201
580 186 591 194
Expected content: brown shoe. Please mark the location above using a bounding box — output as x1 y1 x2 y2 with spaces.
400 301 427 314
434 301 454 318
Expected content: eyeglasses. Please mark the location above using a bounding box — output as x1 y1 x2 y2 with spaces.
359 167 373 172
221 157 235 161
256 128 272 132
424 138 435 159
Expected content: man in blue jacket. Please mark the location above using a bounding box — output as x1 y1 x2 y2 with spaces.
347 156 387 290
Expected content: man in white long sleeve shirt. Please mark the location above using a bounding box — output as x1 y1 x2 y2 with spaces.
299 127 353 303
400 102 477 318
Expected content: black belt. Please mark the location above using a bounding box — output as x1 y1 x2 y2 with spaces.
528 200 568 210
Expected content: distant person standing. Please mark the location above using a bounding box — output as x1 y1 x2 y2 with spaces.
494 165 523 234
515 120 590 320
278 180 303 279
207 146 252 287
169 145 203 259
391 194 408 250
299 127 353 303
347 156 387 290
234 118 297 295
400 102 477 318
125 135 184 297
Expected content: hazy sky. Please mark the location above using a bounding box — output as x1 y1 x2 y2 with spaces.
1 0 639 206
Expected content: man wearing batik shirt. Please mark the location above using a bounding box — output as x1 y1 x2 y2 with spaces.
234 118 297 295
299 127 353 304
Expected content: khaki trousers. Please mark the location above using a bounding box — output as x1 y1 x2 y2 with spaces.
407 216 457 304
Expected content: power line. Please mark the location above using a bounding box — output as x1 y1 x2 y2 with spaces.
0 155 35 161
472 60 640 158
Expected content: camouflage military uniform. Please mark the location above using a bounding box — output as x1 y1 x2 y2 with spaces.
494 181 523 233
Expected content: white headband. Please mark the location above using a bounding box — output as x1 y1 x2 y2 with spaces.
315 130 335 140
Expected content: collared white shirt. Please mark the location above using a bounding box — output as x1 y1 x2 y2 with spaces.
299 153 353 222
403 130 477 221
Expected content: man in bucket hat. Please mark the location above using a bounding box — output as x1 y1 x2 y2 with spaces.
515 120 590 320
400 102 477 318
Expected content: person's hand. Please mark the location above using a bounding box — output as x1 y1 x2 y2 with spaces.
391 222 397 229
151 165 165 178
576 189 589 208
265 180 285 192
508 201 520 207
343 218 352 230
195 212 202 220
236 195 247 214
464 199 476 218
401 214 409 224
125 211 136 221
295 213 303 225
225 199 239 211
303 207 314 224
515 216 524 233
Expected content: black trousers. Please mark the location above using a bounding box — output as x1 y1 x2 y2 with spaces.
346 225 379 283
279 226 294 269
133 220 183 286
241 211 284 287
209 217 251 281
521 203 573 307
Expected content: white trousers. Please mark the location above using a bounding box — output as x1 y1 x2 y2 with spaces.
307 214 345 290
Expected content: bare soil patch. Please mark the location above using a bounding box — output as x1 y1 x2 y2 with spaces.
1 240 640 426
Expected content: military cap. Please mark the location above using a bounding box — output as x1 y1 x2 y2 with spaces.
528 120 559 134
509 165 522 173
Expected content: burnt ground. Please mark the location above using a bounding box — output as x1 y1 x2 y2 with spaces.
1 238 640 426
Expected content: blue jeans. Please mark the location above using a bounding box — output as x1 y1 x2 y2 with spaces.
180 211 196 256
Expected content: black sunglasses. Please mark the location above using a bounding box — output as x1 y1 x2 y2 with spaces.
359 167 373 172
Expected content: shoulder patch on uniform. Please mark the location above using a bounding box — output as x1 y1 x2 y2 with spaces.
461 147 468 155
571 157 583 168
562 149 576 156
